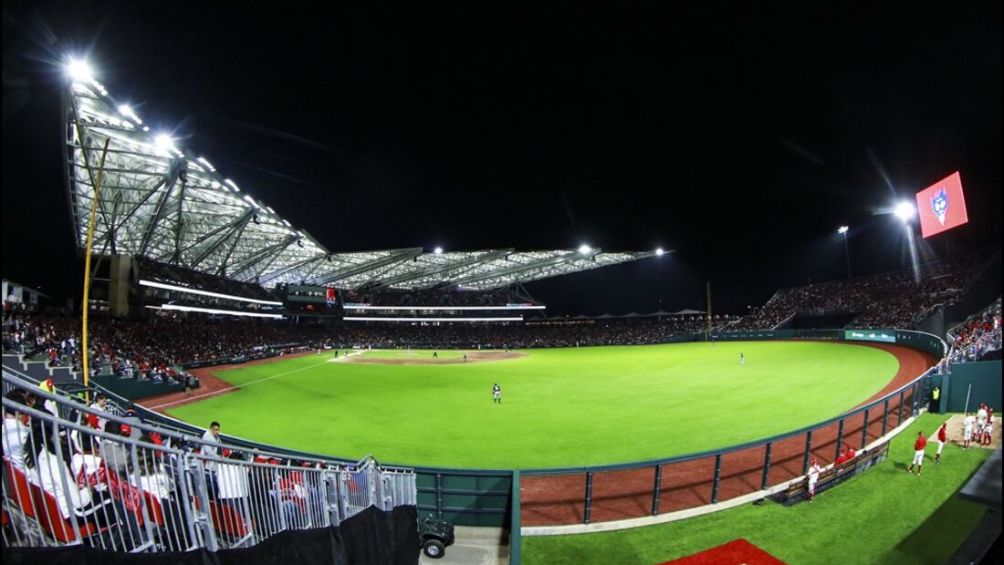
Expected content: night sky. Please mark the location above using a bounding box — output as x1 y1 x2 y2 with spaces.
2 3 1001 315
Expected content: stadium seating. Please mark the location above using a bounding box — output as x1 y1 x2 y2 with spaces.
732 262 976 331
947 298 1002 364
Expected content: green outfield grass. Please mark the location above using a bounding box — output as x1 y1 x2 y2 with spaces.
523 413 992 565
167 341 901 468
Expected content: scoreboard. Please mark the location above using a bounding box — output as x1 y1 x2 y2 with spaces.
283 285 340 315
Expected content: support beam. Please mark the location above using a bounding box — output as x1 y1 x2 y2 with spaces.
138 159 185 257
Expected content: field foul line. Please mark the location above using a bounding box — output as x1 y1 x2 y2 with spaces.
149 358 337 410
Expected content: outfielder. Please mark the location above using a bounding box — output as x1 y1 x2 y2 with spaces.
907 431 927 475
935 421 948 463
492 383 502 404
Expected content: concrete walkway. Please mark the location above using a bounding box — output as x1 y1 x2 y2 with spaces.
420 526 509 565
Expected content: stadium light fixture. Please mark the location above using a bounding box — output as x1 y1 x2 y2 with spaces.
655 247 665 256
578 244 592 255
159 303 285 319
65 58 94 83
343 316 524 323
154 133 176 152
893 201 916 223
434 246 444 255
138 279 283 306
838 225 851 279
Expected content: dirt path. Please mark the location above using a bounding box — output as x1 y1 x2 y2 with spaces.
346 350 527 365
520 342 938 526
137 350 318 413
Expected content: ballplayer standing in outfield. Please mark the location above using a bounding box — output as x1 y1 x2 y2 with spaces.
963 412 976 450
907 431 927 475
492 383 502 404
935 421 948 463
807 457 823 503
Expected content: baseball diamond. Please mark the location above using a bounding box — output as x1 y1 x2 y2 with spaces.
157 340 931 470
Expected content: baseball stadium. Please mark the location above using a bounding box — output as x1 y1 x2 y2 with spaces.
2 5 1002 565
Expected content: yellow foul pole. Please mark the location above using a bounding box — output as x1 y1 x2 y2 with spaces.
81 138 111 399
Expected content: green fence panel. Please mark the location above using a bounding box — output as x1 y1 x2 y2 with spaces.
945 361 1002 412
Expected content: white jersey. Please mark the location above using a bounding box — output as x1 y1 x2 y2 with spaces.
977 408 988 425
964 415 976 434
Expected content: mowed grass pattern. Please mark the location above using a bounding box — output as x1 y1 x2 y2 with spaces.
523 413 991 565
167 341 899 468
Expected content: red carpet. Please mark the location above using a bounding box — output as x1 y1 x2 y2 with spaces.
658 539 787 565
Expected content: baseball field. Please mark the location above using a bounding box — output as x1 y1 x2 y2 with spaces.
162 340 916 469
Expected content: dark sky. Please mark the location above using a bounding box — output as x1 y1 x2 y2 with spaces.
3 3 1001 315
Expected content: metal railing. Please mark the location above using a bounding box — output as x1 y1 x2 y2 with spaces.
1 371 416 552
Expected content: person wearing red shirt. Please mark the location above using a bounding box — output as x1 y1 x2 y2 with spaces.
907 431 927 475
935 421 948 463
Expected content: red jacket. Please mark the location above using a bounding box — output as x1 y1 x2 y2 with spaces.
938 426 947 442
914 436 927 451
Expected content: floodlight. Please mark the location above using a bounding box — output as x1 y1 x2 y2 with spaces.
837 225 849 234
66 59 94 83
655 247 665 256
434 247 443 255
578 244 592 255
154 133 176 152
893 201 916 222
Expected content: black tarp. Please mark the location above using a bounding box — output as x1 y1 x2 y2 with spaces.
3 505 419 565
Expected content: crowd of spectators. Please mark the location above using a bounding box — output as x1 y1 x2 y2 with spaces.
731 262 974 331
3 306 731 371
947 299 1002 364
339 287 521 307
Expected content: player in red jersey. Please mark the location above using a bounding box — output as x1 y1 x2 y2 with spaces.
907 431 927 475
935 421 948 463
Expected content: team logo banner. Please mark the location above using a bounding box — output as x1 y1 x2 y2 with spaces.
916 171 968 238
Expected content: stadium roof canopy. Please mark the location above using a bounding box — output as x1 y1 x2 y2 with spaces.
62 65 661 291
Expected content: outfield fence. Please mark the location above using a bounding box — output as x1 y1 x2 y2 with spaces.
518 328 945 527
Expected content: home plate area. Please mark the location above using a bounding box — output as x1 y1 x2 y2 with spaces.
657 539 786 565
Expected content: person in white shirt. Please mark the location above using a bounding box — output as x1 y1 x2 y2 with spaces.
201 421 222 498
2 390 30 471
806 457 823 503
201 421 222 469
88 394 110 432
963 412 976 450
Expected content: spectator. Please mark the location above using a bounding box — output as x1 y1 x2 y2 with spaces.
3 390 30 471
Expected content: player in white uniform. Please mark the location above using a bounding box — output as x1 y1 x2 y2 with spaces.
976 404 988 439
492 383 502 404
806 457 822 503
739 352 745 366
963 413 976 450
983 417 994 447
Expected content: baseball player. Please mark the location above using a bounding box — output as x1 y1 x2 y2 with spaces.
907 431 927 475
983 415 994 447
976 403 988 439
934 421 948 463
739 352 745 366
807 457 822 503
963 412 976 450
492 383 502 404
